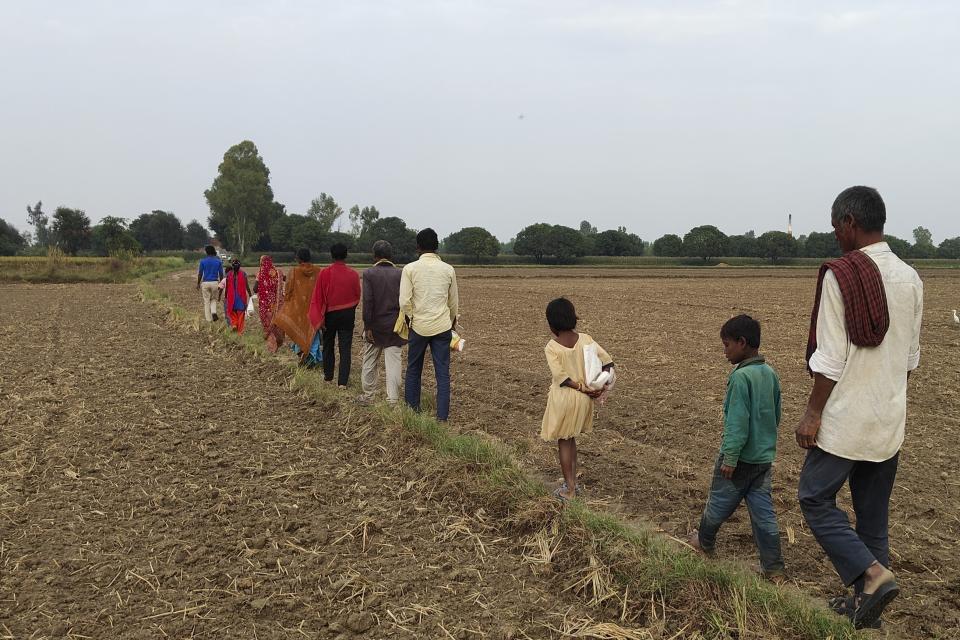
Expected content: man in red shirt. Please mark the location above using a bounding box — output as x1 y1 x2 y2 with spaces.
309 243 361 388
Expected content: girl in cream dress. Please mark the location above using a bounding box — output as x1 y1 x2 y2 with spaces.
541 298 614 501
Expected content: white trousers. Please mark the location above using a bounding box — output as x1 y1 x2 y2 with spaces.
360 342 402 403
200 281 220 321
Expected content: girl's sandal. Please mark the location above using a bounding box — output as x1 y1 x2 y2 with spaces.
553 487 572 502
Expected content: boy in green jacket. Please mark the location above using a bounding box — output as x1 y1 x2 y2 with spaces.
691 314 785 579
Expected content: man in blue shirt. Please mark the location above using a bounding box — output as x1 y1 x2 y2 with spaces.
197 245 224 322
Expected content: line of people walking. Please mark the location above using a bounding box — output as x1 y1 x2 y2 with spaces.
196 186 922 630
199 228 458 421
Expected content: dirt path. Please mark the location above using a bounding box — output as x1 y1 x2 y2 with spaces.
0 283 602 639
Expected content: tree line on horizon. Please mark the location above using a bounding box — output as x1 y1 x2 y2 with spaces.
3 139 960 262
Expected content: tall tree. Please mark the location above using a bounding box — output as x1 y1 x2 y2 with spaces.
307 193 343 232
204 140 283 254
51 207 92 254
444 227 500 262
912 226 934 247
185 220 211 249
26 201 50 247
652 234 683 257
0 218 26 256
129 210 185 251
513 223 553 263
91 217 141 255
579 220 598 235
682 225 728 261
348 205 380 237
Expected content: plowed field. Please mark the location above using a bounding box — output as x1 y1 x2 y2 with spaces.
4 266 959 638
0 283 602 639
154 265 960 637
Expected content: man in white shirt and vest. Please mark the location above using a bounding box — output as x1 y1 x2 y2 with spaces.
796 186 923 629
399 228 459 421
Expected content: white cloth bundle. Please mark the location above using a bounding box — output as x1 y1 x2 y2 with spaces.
584 342 614 390
246 295 256 317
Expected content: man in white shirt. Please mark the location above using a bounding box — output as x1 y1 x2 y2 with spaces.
796 186 923 629
400 228 459 421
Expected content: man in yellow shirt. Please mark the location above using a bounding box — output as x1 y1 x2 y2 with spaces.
399 228 459 421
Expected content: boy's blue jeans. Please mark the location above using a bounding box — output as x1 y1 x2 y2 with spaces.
698 455 785 575
404 328 451 421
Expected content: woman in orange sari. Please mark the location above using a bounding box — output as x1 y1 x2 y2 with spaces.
272 248 322 365
255 255 285 351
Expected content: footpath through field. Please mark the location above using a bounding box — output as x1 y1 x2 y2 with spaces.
0 283 604 639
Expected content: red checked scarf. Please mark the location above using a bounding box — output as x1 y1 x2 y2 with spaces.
806 250 889 374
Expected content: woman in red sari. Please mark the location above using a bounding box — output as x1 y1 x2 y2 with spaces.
224 259 251 334
255 255 285 351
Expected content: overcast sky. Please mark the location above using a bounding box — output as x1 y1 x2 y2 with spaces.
1 1 958 243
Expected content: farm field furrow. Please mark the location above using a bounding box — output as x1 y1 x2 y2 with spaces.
154 266 960 637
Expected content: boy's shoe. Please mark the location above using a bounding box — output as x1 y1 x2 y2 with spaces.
212 313 219 321
764 572 788 586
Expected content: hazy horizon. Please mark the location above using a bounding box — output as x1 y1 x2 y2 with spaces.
2 1 958 244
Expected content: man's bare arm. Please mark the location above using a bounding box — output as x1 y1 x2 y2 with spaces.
795 373 837 449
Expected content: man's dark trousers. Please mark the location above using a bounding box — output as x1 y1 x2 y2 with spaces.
405 328 451 421
322 307 356 386
798 447 899 589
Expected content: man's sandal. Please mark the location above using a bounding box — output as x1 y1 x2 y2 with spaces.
827 593 886 630
852 581 899 630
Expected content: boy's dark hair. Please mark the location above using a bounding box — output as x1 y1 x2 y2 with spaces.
416 228 439 252
831 186 886 233
205 245 216 256
330 243 348 261
296 247 311 263
721 314 761 348
546 298 578 332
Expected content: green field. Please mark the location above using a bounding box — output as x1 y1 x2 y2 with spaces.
0 255 186 283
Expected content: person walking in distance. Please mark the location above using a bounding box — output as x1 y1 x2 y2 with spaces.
400 228 459 421
797 186 923 629
197 245 224 322
309 243 361 388
357 240 406 404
